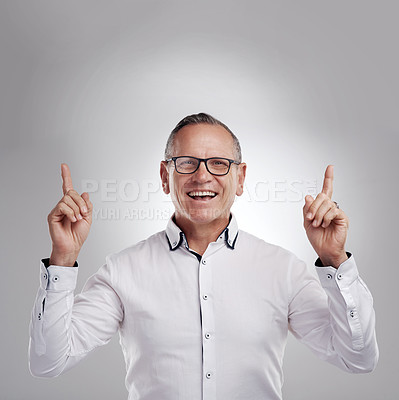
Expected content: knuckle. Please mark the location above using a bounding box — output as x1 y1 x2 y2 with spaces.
310 207 318 216
317 192 328 201
60 203 72 215
63 193 71 202
328 199 336 208
66 189 77 197
61 197 71 209
73 194 85 207
65 196 80 210
69 205 78 215
308 203 317 212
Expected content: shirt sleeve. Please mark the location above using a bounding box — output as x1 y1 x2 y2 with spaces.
29 257 124 377
287 254 378 373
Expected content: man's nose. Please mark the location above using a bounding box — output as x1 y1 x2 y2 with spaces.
192 160 212 182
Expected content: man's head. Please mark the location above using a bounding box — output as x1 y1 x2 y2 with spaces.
160 113 246 229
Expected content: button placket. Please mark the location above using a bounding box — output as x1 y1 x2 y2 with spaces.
198 254 216 398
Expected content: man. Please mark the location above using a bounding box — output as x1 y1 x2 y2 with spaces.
29 113 378 400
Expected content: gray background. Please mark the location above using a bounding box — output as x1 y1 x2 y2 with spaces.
0 0 397 399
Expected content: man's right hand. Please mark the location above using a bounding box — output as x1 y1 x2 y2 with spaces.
47 163 93 266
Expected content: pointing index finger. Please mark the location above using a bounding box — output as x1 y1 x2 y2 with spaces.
322 164 334 198
61 163 74 195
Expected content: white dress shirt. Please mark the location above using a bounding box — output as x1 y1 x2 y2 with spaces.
29 214 378 400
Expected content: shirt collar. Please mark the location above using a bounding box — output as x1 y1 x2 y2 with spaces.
165 213 239 251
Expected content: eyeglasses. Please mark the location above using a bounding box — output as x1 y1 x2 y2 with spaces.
166 156 240 176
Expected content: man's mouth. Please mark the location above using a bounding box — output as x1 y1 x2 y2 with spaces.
187 191 217 200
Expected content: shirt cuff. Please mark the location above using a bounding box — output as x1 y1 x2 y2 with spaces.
314 252 352 268
39 258 79 291
315 253 359 289
41 257 78 268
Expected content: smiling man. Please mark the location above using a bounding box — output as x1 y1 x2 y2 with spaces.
29 113 378 400
161 120 246 256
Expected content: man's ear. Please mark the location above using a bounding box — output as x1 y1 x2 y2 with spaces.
160 161 170 194
235 163 247 196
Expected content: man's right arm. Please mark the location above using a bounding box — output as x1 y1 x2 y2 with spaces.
29 163 96 376
29 256 123 377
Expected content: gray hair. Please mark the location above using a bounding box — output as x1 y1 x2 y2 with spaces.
164 113 242 163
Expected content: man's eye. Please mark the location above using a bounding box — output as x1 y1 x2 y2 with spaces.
210 160 228 167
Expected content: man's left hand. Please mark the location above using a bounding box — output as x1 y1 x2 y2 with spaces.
303 165 349 269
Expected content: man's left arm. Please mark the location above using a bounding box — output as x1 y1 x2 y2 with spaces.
299 165 378 372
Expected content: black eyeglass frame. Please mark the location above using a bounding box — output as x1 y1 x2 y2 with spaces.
165 156 241 176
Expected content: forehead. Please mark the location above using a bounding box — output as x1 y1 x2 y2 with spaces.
172 124 235 158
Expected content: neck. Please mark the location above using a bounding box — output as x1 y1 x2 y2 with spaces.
174 214 231 256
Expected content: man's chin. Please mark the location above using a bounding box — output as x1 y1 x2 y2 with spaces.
179 208 229 225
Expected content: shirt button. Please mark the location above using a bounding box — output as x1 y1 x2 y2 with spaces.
202 259 207 265
43 274 47 280
52 276 60 282
206 372 212 379
326 274 332 279
203 294 209 300
38 312 42 320
205 332 211 339
337 274 343 280
350 310 355 318
173 241 177 246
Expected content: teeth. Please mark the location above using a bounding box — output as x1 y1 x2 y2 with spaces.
188 191 216 197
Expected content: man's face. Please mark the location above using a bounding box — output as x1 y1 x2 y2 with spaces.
160 124 246 227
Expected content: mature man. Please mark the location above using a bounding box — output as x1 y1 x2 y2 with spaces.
29 113 378 400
